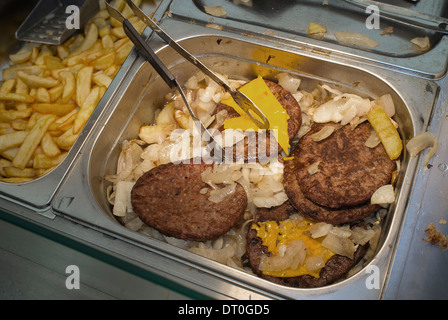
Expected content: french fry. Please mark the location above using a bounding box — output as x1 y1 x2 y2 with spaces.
32 103 76 116
3 166 36 178
75 66 93 106
34 45 53 65
14 78 29 110
102 34 114 49
36 87 51 103
367 104 403 160
44 55 65 70
92 73 112 88
2 65 46 81
11 119 27 131
13 114 56 169
73 86 100 134
48 84 64 102
55 126 79 150
115 41 134 65
17 71 59 88
92 51 116 70
59 71 76 103
0 108 33 122
0 92 34 103
57 45 70 60
0 131 28 152
41 132 61 157
0 158 11 175
73 23 99 53
0 79 16 111
1 79 16 93
111 26 126 38
33 152 67 169
1 148 17 161
9 43 39 64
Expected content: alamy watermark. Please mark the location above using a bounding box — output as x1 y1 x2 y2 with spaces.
65 265 80 290
365 264 380 290
167 121 280 165
365 5 380 30
66 5 81 30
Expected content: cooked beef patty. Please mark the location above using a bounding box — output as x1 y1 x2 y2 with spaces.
131 161 247 242
283 153 381 225
212 79 302 160
245 202 369 288
293 122 396 209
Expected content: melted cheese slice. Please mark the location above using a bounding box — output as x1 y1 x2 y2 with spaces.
221 76 290 154
252 218 335 278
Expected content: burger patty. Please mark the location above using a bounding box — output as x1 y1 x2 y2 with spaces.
295 122 396 209
283 151 381 225
245 202 369 288
212 79 302 159
131 161 247 242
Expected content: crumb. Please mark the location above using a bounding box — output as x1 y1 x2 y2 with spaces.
423 223 448 250
381 26 393 36
440 219 447 225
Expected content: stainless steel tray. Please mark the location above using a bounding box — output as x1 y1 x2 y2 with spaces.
50 13 438 298
0 59 133 211
169 0 448 78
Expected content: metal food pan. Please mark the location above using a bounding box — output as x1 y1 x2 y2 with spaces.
169 0 448 78
0 66 129 211
51 18 438 298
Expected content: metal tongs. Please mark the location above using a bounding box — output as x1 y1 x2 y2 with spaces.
105 0 270 139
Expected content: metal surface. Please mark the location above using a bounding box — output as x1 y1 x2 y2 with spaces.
16 0 100 45
171 0 448 78
341 0 448 35
50 15 436 298
0 0 447 300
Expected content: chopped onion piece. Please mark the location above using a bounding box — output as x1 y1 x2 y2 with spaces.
411 36 430 51
189 244 235 264
259 239 306 272
371 184 395 205
305 256 325 272
308 22 327 40
406 132 439 170
365 129 381 148
112 181 135 217
276 72 301 93
311 125 340 141
375 94 395 117
322 233 356 259
208 183 237 203
307 161 321 175
308 222 332 238
204 6 227 17
334 31 379 49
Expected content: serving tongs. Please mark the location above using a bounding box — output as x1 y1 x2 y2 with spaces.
105 1 270 151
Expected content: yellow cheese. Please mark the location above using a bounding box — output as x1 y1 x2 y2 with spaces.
252 218 335 278
221 76 290 154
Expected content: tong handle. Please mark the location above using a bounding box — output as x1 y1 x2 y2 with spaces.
122 20 177 89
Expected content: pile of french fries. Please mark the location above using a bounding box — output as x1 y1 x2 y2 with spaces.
0 0 146 182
